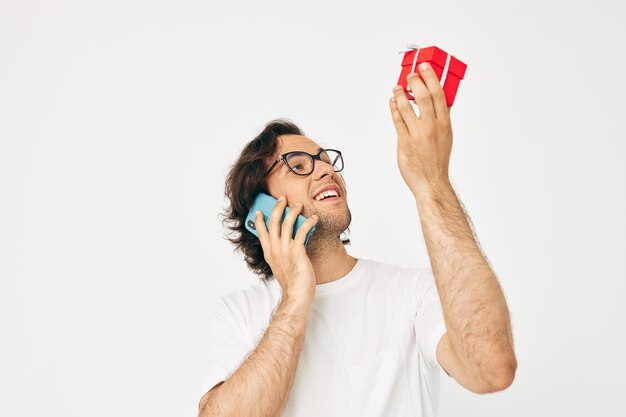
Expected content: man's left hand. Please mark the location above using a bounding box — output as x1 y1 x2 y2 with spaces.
389 62 453 194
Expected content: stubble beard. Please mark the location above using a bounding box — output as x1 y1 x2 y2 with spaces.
304 203 352 262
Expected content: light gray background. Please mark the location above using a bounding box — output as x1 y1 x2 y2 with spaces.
1 0 624 416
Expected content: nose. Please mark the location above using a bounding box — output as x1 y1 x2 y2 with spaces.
313 157 336 181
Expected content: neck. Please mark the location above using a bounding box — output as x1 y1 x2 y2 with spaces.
306 238 358 285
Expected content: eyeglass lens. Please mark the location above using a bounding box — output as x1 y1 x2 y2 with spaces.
285 150 343 175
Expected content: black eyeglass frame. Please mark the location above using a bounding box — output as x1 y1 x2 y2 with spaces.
264 148 344 177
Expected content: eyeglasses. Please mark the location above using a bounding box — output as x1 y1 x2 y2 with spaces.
264 148 344 177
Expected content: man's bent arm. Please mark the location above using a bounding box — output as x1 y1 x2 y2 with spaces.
198 298 310 417
412 180 517 391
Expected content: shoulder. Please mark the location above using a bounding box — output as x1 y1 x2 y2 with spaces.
210 276 282 338
219 275 279 305
358 258 431 283
353 258 432 298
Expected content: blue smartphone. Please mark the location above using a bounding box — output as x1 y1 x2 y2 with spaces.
245 193 316 246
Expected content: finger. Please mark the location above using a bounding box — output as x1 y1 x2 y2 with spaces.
407 72 436 120
254 209 270 252
416 62 448 119
268 195 287 243
281 202 302 242
392 85 419 135
294 215 318 246
389 96 409 137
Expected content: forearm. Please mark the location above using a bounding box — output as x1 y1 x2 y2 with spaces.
412 180 516 386
199 298 310 417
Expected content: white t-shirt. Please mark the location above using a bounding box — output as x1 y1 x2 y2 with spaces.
203 258 449 417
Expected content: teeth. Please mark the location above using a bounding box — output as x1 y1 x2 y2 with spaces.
315 189 339 201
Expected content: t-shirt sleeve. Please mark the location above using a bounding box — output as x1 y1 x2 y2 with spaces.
202 295 254 393
414 268 448 374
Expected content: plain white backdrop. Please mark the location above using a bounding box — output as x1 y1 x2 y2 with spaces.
1 0 625 415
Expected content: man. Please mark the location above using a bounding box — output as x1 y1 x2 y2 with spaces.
198 62 517 417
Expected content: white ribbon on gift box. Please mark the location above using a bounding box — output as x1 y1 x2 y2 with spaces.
399 44 453 90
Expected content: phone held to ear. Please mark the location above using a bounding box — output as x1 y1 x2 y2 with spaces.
245 193 316 246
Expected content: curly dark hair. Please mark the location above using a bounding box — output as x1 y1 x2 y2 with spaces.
220 118 350 281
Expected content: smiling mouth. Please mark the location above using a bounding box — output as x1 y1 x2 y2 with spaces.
315 196 342 203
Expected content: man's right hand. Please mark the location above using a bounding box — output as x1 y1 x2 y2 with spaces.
255 195 318 305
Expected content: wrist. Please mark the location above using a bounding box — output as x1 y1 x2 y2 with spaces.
278 296 312 321
410 177 453 200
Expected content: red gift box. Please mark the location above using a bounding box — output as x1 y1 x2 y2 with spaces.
397 44 467 107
